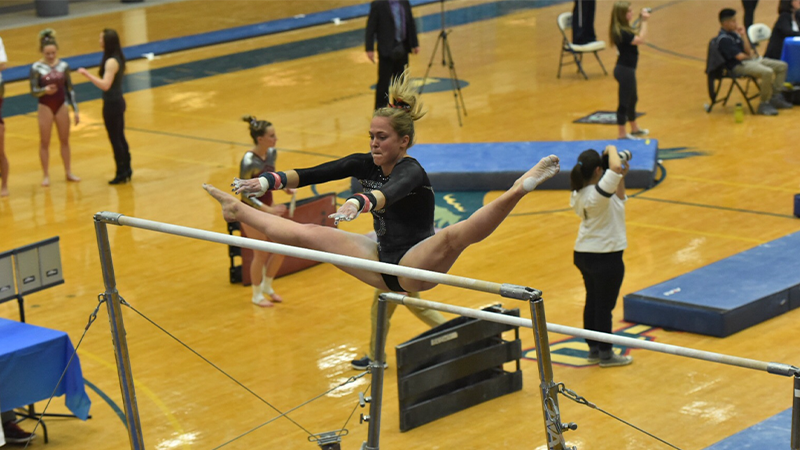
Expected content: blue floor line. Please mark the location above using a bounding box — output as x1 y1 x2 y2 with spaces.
83 378 128 428
1 0 568 119
0 0 440 83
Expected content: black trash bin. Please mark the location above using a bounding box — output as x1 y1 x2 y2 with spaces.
35 0 68 17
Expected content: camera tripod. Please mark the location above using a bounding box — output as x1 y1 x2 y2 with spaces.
419 0 467 126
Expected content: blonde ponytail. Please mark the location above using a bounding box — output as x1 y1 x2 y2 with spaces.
373 67 426 147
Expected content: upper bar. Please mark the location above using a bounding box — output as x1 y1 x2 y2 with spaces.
92 212 510 296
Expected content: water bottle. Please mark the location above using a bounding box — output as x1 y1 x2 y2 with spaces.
734 103 744 123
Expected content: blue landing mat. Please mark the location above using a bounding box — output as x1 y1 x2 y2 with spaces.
624 231 800 337
406 139 658 191
704 408 793 449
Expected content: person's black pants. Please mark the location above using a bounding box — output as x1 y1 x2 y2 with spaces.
614 65 638 126
103 98 131 177
742 0 758 30
375 53 409 110
574 250 625 352
572 0 597 45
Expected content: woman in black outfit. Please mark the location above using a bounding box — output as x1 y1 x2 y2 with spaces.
742 0 759 31
609 2 650 140
77 29 131 184
765 0 800 60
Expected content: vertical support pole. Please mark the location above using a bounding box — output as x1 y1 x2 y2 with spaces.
529 297 569 450
365 295 389 450
792 374 799 450
16 295 25 322
94 218 144 450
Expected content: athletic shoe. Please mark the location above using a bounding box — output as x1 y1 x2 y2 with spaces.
3 421 37 444
630 129 650 137
599 352 633 368
770 94 793 109
620 134 641 140
587 349 600 364
757 103 779 116
351 356 388 371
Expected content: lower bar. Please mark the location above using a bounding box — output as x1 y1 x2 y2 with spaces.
380 293 798 376
792 375 799 450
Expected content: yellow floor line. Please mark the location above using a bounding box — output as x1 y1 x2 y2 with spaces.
79 349 188 449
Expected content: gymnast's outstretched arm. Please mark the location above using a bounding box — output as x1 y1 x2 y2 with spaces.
233 153 370 197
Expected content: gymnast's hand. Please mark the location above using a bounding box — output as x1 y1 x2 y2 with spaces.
231 177 267 197
329 201 360 226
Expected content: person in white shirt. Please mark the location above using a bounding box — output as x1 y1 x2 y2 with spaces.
0 36 9 197
570 145 632 368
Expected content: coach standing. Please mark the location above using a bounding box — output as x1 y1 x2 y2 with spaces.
366 0 419 109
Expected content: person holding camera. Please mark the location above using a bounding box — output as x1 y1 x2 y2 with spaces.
570 145 632 368
365 0 419 110
609 2 649 140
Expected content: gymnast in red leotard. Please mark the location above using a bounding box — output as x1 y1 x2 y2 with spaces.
29 28 80 187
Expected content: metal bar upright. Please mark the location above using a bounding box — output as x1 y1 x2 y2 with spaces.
364 295 389 450
94 216 145 450
792 374 799 450
529 296 571 450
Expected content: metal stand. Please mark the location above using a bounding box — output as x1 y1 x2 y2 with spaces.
419 0 467 126
94 213 145 450
528 294 577 450
792 374 799 450
361 296 389 450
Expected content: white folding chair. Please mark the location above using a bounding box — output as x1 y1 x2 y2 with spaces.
741 23 771 96
557 12 608 80
747 23 772 56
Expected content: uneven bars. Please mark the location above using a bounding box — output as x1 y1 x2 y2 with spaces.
93 212 537 300
380 293 800 377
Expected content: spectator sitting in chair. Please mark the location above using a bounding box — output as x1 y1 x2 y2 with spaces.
717 8 791 115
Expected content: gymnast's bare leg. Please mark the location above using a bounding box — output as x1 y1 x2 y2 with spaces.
396 155 559 292
205 154 557 293
204 184 389 289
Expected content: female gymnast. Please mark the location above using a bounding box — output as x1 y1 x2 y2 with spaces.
205 69 560 293
30 29 80 186
238 115 289 307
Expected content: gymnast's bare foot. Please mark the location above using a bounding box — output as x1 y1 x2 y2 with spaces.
41 176 50 187
66 173 81 182
517 155 560 193
268 292 283 303
253 295 274 308
0 187 8 197
204 183 240 222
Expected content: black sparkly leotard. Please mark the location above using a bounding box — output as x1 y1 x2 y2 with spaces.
294 153 435 290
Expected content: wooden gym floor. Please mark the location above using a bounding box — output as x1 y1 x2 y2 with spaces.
1 0 799 449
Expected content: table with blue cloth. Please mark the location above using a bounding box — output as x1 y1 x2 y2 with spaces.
0 318 91 420
782 36 800 84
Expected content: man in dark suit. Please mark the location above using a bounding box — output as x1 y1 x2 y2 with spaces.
365 0 419 109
